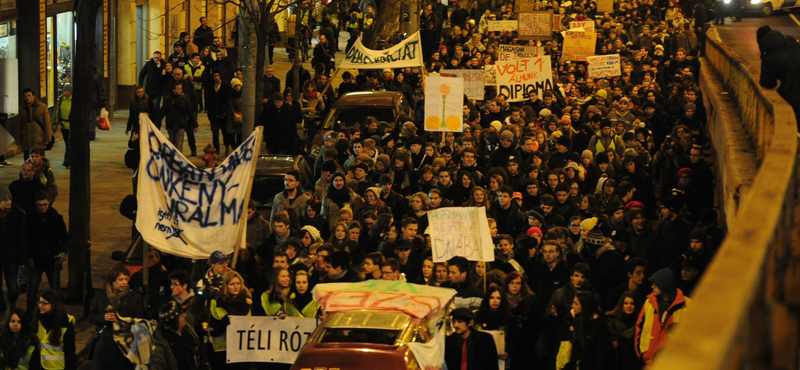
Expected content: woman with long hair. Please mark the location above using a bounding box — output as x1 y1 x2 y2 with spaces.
428 262 449 287
126 86 150 134
467 186 490 208
321 172 364 230
258 268 299 318
288 271 321 318
416 165 437 194
505 271 540 370
301 200 328 240
89 265 142 370
553 291 612 370
209 271 252 370
403 192 430 234
475 286 510 331
607 292 645 370
300 225 324 254
0 308 41 370
326 221 350 252
456 171 475 206
419 257 435 285
579 194 602 219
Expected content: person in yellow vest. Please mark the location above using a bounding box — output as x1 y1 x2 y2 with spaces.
53 84 72 168
33 290 74 370
208 271 251 370
586 119 625 158
287 271 321 319
89 265 143 370
257 267 301 318
0 308 42 370
184 54 206 113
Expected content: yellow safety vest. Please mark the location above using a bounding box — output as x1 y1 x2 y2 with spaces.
184 64 205 91
37 314 75 370
596 136 616 154
5 344 35 370
210 299 251 352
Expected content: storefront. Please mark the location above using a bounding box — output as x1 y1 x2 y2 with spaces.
45 1 75 107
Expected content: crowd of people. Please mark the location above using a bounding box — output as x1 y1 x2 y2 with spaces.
0 0 729 368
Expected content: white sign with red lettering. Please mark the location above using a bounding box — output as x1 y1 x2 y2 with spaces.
569 20 596 33
312 281 457 318
494 55 554 102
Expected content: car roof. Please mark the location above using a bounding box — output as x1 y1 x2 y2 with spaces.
325 310 412 330
334 91 404 107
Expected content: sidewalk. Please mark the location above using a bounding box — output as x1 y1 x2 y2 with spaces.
0 36 349 363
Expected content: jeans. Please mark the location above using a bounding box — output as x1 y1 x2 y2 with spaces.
0 263 19 312
168 128 186 152
62 128 71 165
27 268 55 312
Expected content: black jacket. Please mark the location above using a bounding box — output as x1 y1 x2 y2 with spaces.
159 92 196 130
138 58 167 96
89 289 144 369
193 25 215 50
0 204 27 265
445 330 499 370
27 207 68 270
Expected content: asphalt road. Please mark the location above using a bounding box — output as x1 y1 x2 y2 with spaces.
714 9 800 74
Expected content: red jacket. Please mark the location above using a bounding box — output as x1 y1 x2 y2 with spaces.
634 289 691 363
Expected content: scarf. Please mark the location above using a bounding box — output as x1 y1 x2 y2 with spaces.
221 291 252 315
302 90 318 102
292 291 314 311
326 173 350 207
275 231 290 247
506 293 522 309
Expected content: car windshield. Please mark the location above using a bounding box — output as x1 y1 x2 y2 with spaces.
326 106 396 129
318 328 402 345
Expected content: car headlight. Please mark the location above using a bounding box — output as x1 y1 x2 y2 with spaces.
723 0 731 3
750 0 760 4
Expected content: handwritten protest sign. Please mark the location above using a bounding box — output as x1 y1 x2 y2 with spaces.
495 55 554 102
227 316 318 364
598 0 614 13
570 20 596 33
553 14 564 31
441 69 485 100
424 75 464 132
136 115 262 259
484 64 497 86
313 281 457 318
515 0 536 12
339 31 423 69
497 44 540 61
488 20 518 32
587 54 621 78
518 11 553 40
428 207 496 262
562 29 597 61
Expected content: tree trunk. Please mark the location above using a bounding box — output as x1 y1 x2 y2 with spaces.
68 0 102 302
364 0 404 48
241 1 259 138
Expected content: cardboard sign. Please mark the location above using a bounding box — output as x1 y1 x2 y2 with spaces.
515 0 536 12
497 44 541 61
598 0 614 13
441 69 485 100
312 281 457 318
562 30 597 61
484 64 497 86
136 116 262 259
587 54 622 78
518 11 553 40
553 14 564 32
488 20 518 32
227 316 318 364
424 75 465 132
570 20 596 33
495 56 554 102
428 207 496 262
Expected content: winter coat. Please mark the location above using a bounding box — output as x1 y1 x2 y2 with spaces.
444 329 499 370
127 96 152 132
159 92 195 131
27 206 68 271
270 191 309 224
89 289 145 370
207 81 232 121
138 58 167 96
9 177 47 217
261 101 298 153
246 214 272 250
10 97 52 151
0 204 27 265
321 189 364 229
758 27 800 121
33 158 58 204
635 290 691 364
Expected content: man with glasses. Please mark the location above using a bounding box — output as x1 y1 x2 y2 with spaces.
270 170 309 224
26 191 68 313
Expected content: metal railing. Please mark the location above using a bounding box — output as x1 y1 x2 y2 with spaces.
650 28 800 370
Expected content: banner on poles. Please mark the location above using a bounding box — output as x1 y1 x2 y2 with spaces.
312 281 457 318
562 29 597 61
495 55 554 102
441 69 485 100
424 75 464 132
339 32 423 69
428 207 496 262
487 20 518 32
587 54 621 78
518 11 553 40
227 316 318 364
569 20 596 33
136 115 263 259
497 44 541 61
